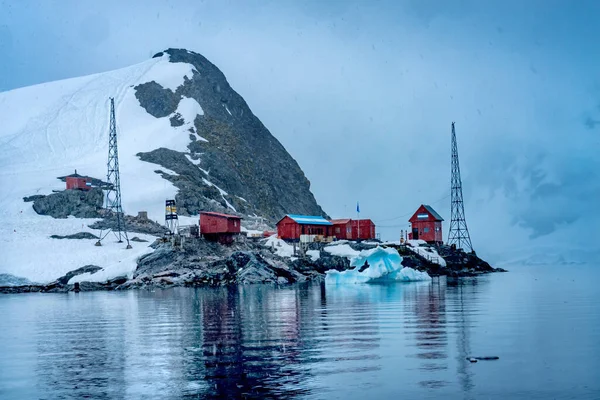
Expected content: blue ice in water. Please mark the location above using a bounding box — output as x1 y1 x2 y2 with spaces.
325 247 431 284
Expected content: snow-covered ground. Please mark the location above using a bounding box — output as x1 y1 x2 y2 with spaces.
0 54 225 284
323 243 360 259
264 235 296 258
405 240 447 267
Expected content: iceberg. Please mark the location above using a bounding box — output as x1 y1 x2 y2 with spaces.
325 246 431 284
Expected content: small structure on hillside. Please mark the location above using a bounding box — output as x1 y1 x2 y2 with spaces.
137 211 148 220
200 211 241 244
408 204 444 244
352 219 376 240
277 214 333 241
331 219 353 240
165 200 179 235
65 170 91 191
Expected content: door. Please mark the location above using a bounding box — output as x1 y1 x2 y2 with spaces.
412 228 419 240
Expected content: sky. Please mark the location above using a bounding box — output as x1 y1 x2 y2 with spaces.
1 0 599 263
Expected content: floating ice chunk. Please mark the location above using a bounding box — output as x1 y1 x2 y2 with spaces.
325 247 431 284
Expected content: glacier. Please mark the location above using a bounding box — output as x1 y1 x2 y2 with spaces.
325 247 431 284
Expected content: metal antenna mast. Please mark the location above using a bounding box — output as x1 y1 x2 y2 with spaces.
98 98 131 249
447 122 473 252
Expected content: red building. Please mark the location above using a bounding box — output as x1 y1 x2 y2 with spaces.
200 211 242 244
331 219 353 240
65 171 91 191
276 214 333 241
352 219 376 240
408 205 443 244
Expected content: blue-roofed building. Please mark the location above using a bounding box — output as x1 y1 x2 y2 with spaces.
277 214 333 240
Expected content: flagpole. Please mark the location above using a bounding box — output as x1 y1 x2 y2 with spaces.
357 201 360 241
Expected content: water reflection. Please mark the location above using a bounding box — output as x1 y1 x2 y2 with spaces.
2 267 598 399
403 278 449 389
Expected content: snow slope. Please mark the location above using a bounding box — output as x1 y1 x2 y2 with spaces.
0 54 209 283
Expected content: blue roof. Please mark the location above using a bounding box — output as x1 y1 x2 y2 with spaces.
285 214 333 226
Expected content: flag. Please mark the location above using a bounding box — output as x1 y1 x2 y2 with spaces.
356 201 360 213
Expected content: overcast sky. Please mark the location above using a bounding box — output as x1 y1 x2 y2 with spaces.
1 0 599 262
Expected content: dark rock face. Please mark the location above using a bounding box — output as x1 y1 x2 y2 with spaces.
55 265 102 285
134 48 327 223
88 211 167 236
50 232 99 240
32 188 103 218
134 81 180 118
137 148 247 216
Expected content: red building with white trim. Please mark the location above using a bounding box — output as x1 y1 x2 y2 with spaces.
351 219 376 240
200 211 242 244
65 170 91 191
408 205 443 244
331 219 353 240
276 214 333 241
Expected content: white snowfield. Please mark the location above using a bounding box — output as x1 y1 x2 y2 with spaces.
405 240 447 267
0 54 219 284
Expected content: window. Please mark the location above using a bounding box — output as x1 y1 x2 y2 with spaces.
435 227 440 232
423 227 430 233
234 221 237 227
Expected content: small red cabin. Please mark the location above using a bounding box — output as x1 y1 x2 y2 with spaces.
352 219 376 240
408 204 443 244
65 170 91 191
200 211 242 244
331 219 353 240
276 214 333 241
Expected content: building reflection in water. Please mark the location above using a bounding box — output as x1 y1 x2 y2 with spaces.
446 277 480 397
193 284 314 398
403 278 450 389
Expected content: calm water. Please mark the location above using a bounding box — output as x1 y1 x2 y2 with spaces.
1 265 599 399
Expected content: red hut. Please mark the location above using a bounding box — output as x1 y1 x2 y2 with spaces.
200 211 242 244
351 219 376 240
276 214 333 241
331 219 353 240
65 170 91 191
408 205 443 244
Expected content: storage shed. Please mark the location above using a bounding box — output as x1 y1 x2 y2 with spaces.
65 170 91 191
408 204 444 244
331 219 353 240
200 211 242 244
352 219 376 240
276 215 333 241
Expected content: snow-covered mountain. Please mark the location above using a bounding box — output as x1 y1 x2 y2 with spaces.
0 48 325 284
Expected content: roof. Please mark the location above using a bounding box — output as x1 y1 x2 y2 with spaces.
423 205 444 221
200 211 242 219
330 219 352 224
409 205 444 222
279 214 333 226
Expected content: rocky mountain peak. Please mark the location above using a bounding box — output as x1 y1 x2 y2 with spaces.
134 48 327 223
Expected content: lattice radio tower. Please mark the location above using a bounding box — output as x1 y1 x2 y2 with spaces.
97 98 131 249
447 122 473 252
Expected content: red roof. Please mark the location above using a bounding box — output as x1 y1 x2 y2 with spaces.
330 219 352 224
200 211 241 219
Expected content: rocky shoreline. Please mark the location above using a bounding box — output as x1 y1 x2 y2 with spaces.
0 237 505 294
